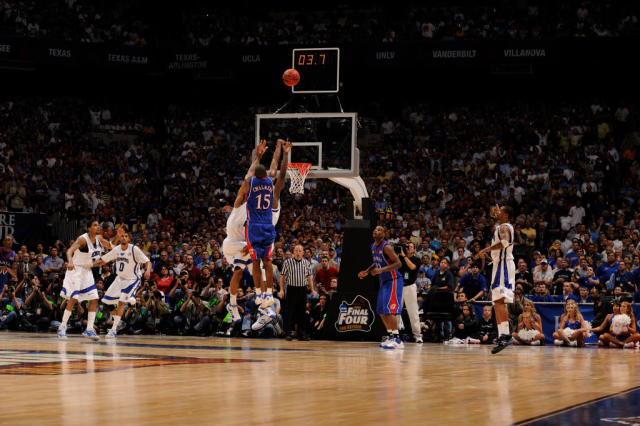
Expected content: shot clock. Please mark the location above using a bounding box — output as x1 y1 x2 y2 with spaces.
291 47 340 94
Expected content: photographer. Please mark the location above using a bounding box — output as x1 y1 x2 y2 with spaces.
146 284 170 334
23 275 55 331
168 270 190 308
173 283 205 335
0 283 23 330
398 242 422 343
123 296 148 334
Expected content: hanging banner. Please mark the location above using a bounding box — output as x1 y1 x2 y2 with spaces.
0 211 48 249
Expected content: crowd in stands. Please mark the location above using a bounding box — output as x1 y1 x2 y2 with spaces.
1 1 639 47
1 94 640 346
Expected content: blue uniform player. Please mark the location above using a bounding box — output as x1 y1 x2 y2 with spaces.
0 236 17 293
242 162 277 310
359 226 404 350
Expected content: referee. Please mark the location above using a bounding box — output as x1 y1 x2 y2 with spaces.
278 245 317 341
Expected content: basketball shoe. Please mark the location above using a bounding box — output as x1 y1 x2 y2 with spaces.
82 329 100 341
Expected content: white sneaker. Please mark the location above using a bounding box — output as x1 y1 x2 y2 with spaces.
609 342 618 348
415 336 423 344
466 337 481 344
554 339 564 346
568 341 577 347
623 342 634 349
57 328 67 339
82 329 100 341
381 338 396 349
394 337 404 349
251 310 273 331
106 331 117 340
530 340 541 346
379 336 389 348
227 303 241 322
254 293 263 306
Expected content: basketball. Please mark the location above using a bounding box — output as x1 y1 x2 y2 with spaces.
282 68 300 87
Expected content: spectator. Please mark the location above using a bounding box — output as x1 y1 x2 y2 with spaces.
551 258 574 295
596 253 619 286
577 286 592 304
0 283 23 330
530 282 555 303
314 256 339 294
557 282 580 303
607 261 635 293
43 248 64 281
578 266 601 290
477 305 498 345
455 263 487 302
514 258 534 295
453 303 479 342
592 300 620 339
533 259 553 291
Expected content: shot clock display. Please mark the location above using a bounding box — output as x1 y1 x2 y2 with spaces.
292 47 340 94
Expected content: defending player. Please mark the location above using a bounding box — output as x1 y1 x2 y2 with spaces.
93 231 151 339
358 225 404 349
475 204 515 354
58 221 117 340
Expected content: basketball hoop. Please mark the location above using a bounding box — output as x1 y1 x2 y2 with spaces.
286 163 312 194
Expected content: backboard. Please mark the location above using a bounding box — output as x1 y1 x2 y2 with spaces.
255 112 358 179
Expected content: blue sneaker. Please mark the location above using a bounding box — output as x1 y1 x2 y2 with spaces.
105 331 117 340
82 329 100 341
57 328 67 339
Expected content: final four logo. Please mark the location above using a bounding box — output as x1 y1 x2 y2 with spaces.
335 295 375 332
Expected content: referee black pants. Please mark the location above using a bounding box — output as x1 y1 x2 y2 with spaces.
284 286 308 336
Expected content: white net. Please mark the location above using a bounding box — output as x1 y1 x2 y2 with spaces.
286 163 311 194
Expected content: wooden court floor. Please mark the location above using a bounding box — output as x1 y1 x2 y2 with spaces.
1 332 639 425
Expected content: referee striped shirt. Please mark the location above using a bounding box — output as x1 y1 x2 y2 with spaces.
281 257 312 287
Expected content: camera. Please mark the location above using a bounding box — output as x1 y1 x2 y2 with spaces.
394 243 406 254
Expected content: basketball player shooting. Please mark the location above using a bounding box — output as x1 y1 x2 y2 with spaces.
358 225 404 350
475 204 515 354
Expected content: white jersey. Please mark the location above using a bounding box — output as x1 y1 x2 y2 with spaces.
72 233 104 268
226 203 247 241
490 223 514 262
100 244 149 280
490 222 515 303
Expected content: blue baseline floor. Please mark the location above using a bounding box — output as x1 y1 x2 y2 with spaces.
517 386 640 425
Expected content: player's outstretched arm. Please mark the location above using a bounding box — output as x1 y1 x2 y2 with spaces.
268 139 284 178
244 140 268 180
273 140 292 207
236 140 268 208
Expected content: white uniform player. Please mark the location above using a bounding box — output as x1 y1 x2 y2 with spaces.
94 232 151 339
58 221 116 340
61 233 103 302
101 243 150 305
221 203 252 271
490 222 515 304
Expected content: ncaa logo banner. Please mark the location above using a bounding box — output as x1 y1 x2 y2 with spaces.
335 295 375 333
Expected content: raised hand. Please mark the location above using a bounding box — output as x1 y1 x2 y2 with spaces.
282 139 292 154
257 139 268 157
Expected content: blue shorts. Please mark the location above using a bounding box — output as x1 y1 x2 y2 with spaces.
376 276 403 315
246 222 276 260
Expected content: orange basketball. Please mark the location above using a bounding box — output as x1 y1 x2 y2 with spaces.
282 68 300 87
